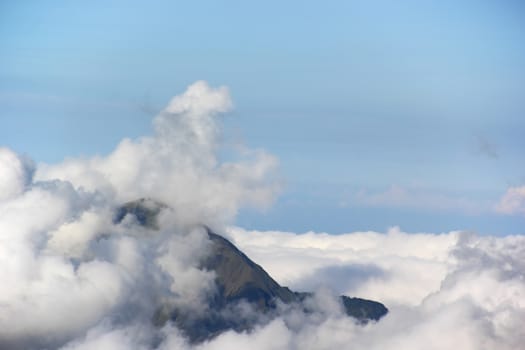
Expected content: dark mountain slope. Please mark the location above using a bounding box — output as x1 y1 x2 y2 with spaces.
202 230 296 307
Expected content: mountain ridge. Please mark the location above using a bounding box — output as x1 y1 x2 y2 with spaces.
115 199 388 343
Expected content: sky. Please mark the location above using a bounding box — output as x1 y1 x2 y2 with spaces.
1 3 525 347
1 0 525 235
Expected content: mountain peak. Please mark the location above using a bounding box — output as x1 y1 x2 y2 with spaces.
115 199 388 343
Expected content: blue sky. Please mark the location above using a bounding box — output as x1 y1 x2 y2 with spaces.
1 0 524 234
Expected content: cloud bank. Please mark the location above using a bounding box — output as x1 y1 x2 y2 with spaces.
224 227 525 350
1 81 524 349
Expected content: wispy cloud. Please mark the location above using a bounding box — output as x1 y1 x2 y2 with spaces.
350 185 490 215
494 186 525 215
473 134 499 159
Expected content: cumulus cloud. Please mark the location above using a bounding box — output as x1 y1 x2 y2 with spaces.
1 81 524 349
494 186 525 216
0 81 280 349
0 147 34 202
36 80 279 229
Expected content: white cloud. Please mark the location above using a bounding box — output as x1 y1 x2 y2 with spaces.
0 147 34 202
36 80 280 230
226 226 458 306
220 227 525 350
0 81 280 349
494 186 525 215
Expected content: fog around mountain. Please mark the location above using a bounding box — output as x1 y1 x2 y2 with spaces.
0 82 524 349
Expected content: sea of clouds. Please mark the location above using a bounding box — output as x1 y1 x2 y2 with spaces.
0 81 524 349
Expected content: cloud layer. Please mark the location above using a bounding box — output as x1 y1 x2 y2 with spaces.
223 227 525 350
1 81 524 349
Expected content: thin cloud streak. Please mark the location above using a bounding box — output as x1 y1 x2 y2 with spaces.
349 185 491 215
